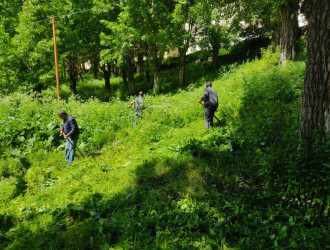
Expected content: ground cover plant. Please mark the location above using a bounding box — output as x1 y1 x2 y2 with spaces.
0 50 329 249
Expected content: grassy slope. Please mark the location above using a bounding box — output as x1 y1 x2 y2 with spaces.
1 50 328 249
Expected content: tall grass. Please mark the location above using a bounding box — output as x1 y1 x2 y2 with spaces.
0 49 329 249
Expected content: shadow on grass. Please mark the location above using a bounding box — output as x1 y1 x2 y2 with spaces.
2 119 327 248
1 139 281 249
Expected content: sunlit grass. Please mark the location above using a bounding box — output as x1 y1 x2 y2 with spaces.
1 50 327 249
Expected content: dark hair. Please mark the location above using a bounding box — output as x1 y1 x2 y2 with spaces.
139 91 143 96
57 110 68 116
206 82 212 87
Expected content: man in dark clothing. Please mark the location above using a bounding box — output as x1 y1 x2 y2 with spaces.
128 91 146 128
198 82 218 128
57 110 80 167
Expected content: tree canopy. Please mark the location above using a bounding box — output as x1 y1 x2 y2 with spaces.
0 0 328 143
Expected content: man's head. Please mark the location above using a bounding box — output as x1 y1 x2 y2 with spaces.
139 91 143 96
57 110 68 120
206 82 212 88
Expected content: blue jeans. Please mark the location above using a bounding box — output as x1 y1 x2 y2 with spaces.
133 112 142 128
65 136 79 163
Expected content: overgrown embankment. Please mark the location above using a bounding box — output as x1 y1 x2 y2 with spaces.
0 50 328 249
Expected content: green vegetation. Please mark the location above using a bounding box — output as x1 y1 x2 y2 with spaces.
1 50 328 249
1 0 329 248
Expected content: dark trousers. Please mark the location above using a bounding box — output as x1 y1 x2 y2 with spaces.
204 106 217 128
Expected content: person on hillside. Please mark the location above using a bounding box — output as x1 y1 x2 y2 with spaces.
128 91 171 128
128 91 146 128
57 110 80 167
198 82 218 128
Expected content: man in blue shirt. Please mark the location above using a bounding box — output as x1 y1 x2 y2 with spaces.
57 110 80 167
198 82 218 128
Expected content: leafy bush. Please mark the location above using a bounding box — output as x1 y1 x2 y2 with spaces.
235 60 304 167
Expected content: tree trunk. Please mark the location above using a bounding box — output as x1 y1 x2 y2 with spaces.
271 26 281 50
103 62 111 94
34 84 43 93
63 60 67 79
145 59 150 84
299 0 330 143
153 65 160 95
278 1 299 65
68 62 78 95
115 64 119 77
127 58 135 96
111 62 115 76
152 49 164 95
92 54 100 79
93 62 98 79
137 53 144 75
212 45 220 70
178 47 187 87
122 68 128 89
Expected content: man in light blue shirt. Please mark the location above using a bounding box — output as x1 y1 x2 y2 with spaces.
128 91 146 128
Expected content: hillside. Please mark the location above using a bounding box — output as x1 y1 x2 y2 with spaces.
0 50 329 249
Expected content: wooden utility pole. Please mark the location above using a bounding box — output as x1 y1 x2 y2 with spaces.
52 15 60 102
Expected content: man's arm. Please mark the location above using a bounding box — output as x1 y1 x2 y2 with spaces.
59 126 64 136
198 89 209 103
128 99 135 108
201 89 209 101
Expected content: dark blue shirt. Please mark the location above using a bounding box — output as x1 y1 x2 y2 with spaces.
202 87 218 108
62 115 79 138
